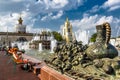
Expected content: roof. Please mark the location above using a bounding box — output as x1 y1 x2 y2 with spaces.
0 32 33 36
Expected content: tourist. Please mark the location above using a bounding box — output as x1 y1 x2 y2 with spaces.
10 48 40 72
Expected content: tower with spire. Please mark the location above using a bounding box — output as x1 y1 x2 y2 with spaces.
62 17 73 43
15 14 26 33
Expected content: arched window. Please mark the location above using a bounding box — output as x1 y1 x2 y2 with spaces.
16 37 27 42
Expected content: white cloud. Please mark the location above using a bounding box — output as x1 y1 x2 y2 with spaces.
27 27 51 33
89 5 100 13
0 11 35 32
0 0 84 14
36 0 83 10
62 15 120 37
0 14 17 32
0 10 50 33
41 10 63 21
11 0 22 2
44 0 68 9
70 15 115 29
102 0 120 11
88 0 120 13
52 10 63 19
41 13 53 21
0 0 84 32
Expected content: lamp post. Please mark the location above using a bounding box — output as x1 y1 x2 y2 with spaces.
6 26 8 46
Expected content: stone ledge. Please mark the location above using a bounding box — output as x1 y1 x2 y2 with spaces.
22 54 41 63
22 54 73 80
33 62 46 75
38 66 73 80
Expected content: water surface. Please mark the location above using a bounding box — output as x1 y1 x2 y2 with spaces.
25 49 120 61
25 49 52 61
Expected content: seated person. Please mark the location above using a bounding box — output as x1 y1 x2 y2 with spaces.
8 48 18 55
12 49 28 64
12 48 40 71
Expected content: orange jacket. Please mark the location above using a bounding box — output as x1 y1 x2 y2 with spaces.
12 52 28 64
8 49 14 55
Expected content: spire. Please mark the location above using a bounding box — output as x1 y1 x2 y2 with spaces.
66 17 69 23
18 13 23 25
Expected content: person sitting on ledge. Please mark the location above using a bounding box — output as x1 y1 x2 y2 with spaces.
8 47 18 55
12 48 28 64
10 48 41 72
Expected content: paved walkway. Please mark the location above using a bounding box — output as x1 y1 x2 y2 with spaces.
0 51 39 80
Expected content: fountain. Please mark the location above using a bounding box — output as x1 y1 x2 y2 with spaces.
38 43 42 52
11 41 30 51
110 39 116 46
21 42 30 50
75 30 89 45
45 22 120 80
50 35 57 53
32 33 40 41
50 39 57 53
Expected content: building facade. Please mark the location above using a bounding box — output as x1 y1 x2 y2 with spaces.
0 32 33 46
0 16 51 50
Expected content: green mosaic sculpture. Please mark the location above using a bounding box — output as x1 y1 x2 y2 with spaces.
85 22 118 60
46 22 120 80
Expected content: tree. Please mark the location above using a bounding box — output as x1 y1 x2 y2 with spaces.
52 31 63 41
90 33 97 42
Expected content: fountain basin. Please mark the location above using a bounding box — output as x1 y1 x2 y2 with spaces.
38 66 73 80
23 54 73 80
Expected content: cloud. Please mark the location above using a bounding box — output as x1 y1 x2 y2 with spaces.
0 0 84 15
52 10 63 19
102 0 120 11
0 11 36 32
36 0 83 10
88 5 100 13
66 15 120 37
41 13 53 21
27 27 51 34
41 10 63 21
87 0 120 13
43 0 68 9
0 13 17 32
0 0 85 32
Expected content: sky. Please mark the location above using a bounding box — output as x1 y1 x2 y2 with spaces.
0 0 120 37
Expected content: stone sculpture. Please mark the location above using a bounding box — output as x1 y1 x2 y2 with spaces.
45 22 120 80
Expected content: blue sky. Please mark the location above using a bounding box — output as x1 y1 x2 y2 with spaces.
0 0 120 37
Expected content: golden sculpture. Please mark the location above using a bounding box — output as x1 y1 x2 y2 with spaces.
62 17 73 43
18 13 23 25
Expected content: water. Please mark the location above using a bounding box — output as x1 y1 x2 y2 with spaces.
11 42 30 50
25 49 52 61
110 39 116 46
38 43 42 51
32 34 40 41
24 49 120 61
21 42 30 50
50 39 57 53
118 50 120 56
75 30 89 45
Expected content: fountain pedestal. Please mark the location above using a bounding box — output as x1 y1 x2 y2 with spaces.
22 54 73 80
38 66 73 80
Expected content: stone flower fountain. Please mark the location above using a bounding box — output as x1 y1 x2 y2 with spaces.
45 22 120 80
